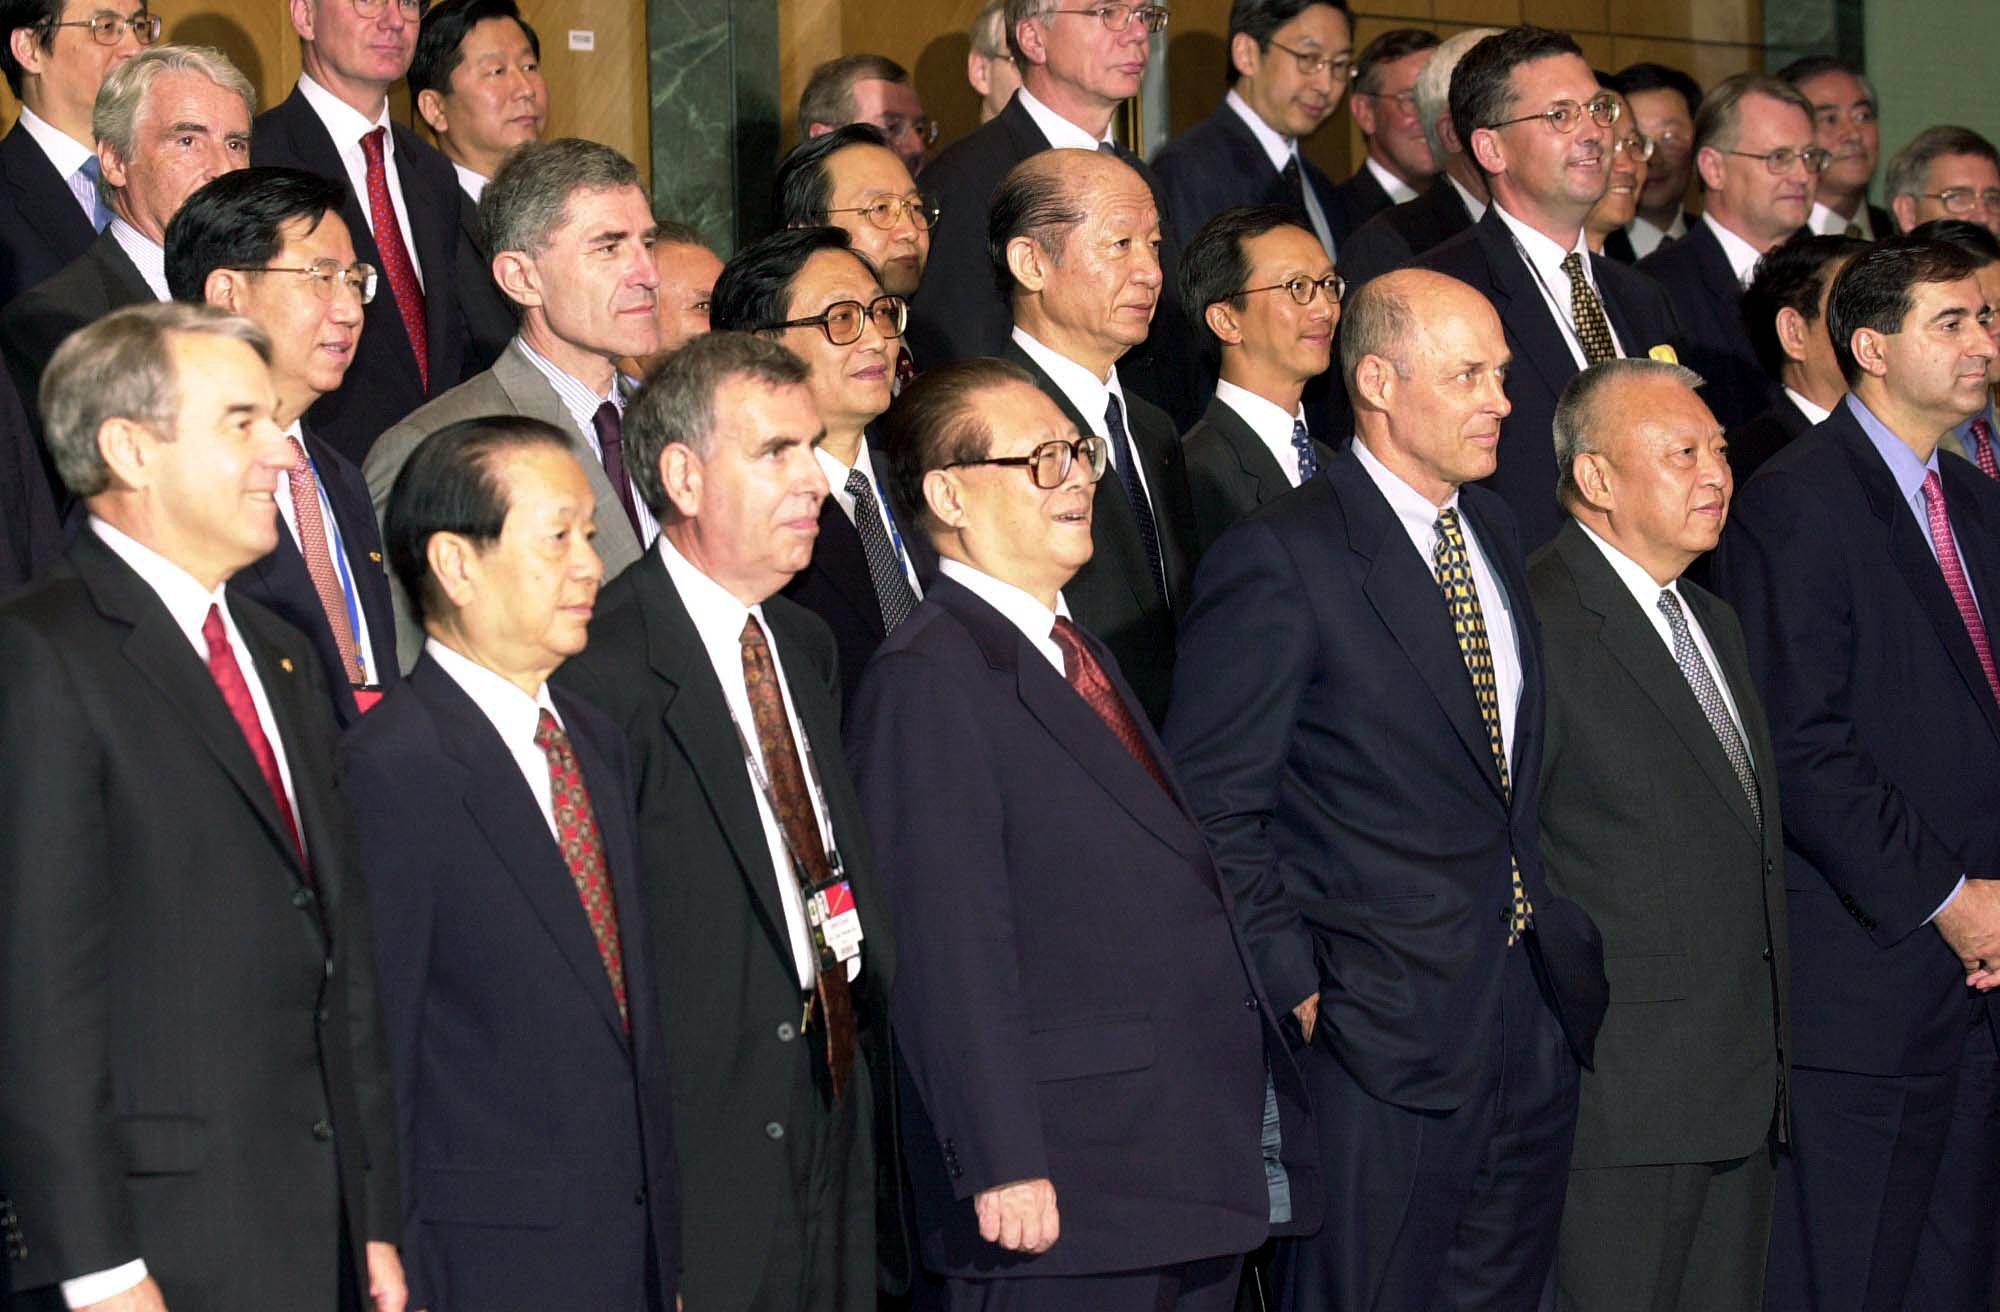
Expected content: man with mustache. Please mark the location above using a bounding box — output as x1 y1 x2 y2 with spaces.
1781 55 1892 241
1639 74 1821 431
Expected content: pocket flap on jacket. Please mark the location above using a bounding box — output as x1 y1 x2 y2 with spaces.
417 1166 564 1229
117 1115 206 1176
1604 952 1688 1003
1028 1015 1155 1082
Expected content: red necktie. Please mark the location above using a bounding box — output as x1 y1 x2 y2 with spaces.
202 604 305 868
360 127 429 390
536 710 629 1029
1922 469 2000 707
1968 418 1999 481
1049 616 1171 795
285 436 364 686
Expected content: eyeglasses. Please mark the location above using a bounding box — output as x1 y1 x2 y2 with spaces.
1610 131 1656 162
1266 39 1353 81
946 435 1109 488
875 115 941 148
1812 105 1877 128
1043 4 1169 34
1486 93 1621 135
346 0 422 18
229 259 379 304
43 10 160 44
1721 146 1833 175
1234 272 1346 306
1923 187 2000 216
1360 88 1419 113
767 295 906 346
826 193 941 232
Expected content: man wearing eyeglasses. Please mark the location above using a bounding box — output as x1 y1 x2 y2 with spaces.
799 53 934 179
1415 24 1680 550
1887 124 2000 239
1780 56 1892 241
1638 74 1819 431
365 139 659 669
1326 28 1440 245
1605 63 1702 260
775 125 933 303
165 166 400 728
847 356 1319 1312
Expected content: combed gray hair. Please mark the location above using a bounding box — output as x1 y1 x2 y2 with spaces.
41 302 271 498
1552 358 1706 507
1415 26 1498 163
1692 73 1813 158
481 137 643 259
93 45 255 170
1885 125 2000 204
625 332 811 519
1003 0 1058 65
971 0 1009 59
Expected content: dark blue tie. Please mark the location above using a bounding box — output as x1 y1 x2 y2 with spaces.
1291 416 1319 483
1105 392 1167 604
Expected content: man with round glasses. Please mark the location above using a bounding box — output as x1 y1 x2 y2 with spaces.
774 125 934 304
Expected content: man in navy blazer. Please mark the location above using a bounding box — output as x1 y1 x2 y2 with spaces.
851 357 1320 1310
1166 269 1607 1312
1712 236 2000 1311
1324 28 1440 244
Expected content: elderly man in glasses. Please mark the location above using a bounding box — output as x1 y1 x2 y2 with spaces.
848 356 1320 1312
712 225 937 704
1638 73 1821 430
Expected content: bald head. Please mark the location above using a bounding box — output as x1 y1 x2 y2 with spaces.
1342 268 1498 389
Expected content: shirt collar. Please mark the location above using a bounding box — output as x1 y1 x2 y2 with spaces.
16 105 94 177
656 528 764 662
1700 211 1766 287
1493 201 1591 288
1574 517 1681 596
1010 325 1122 437
1014 84 1114 152
1351 432 1459 538
422 634 560 744
1215 378 1305 447
814 437 880 492
1846 392 1939 508
1365 155 1419 205
107 216 169 300
88 514 229 652
454 162 488 204
1784 385 1833 426
1808 199 1872 239
296 73 393 149
1225 88 1294 174
516 335 619 430
1631 210 1687 245
936 556 1071 671
1446 172 1489 223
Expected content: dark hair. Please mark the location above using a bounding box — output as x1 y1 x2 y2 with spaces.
772 123 893 229
0 0 61 98
1179 204 1314 343
383 414 572 624
1910 217 2000 264
625 332 812 514
164 167 347 302
1355 27 1439 95
710 225 868 333
988 153 1089 301
1826 236 1982 385
409 0 539 99
1451 25 1584 173
1226 0 1353 85
1774 53 1875 106
1606 61 1703 120
1739 231 1870 381
878 356 1037 530
798 53 908 134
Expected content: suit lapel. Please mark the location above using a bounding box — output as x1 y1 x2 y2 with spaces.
1461 493 1541 806
1204 398 1288 504
86 230 154 306
807 498 885 638
1474 212 1577 404
493 343 643 566
0 127 94 261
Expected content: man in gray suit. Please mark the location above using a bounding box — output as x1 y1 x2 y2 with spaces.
1530 359 1788 1312
364 136 659 665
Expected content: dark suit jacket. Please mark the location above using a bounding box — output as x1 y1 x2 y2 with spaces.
0 529 398 1308
227 425 398 727
1324 161 1399 249
0 363 59 591
1164 448 1608 1113
453 185 515 375
252 87 466 464
1530 520 1788 1170
1600 227 1638 265
1416 207 1683 549
0 227 153 412
1712 402 2000 1077
0 124 96 311
1182 392 1333 558
847 575 1321 1278
1636 220 1777 431
1727 394 1814 485
1150 102 1340 251
907 94 1202 429
341 657 680 1312
550 553 900 1312
1338 176 1475 290
1003 338 1196 726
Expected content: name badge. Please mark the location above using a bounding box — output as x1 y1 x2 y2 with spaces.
809 877 865 964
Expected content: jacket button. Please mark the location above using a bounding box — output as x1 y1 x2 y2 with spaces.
1243 995 1258 1010
324 959 335 979
777 1022 796 1042
765 1122 785 1141
311 1119 333 1142
292 888 315 909
633 1188 646 1206
1762 948 1773 962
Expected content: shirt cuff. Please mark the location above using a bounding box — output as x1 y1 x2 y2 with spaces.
63 1259 147 1307
1928 875 1968 924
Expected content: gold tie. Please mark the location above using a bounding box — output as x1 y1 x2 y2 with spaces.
1433 509 1532 945
1560 251 1617 366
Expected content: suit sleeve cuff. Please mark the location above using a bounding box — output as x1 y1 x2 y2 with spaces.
1927 875 1968 925
62 1258 147 1307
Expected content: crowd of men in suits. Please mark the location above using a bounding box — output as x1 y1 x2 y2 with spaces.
4 0 2000 1308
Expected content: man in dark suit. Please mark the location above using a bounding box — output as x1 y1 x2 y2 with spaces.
1780 56 1894 241
552 332 897 1312
1168 267 1607 1311
1178 205 1337 554
905 0 1199 427
166 167 400 726
711 226 936 705
1531 360 1788 1311
1713 236 2000 1311
849 356 1321 1310
1730 231 1867 481
991 149 1198 725
344 416 680 1311
1637 74 1818 431
1416 25 1681 549
0 302 404 1310
1327 28 1439 244
1608 62 1702 259
1152 0 1352 258
253 0 466 464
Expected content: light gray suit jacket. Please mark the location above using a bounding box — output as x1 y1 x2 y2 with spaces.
363 338 646 669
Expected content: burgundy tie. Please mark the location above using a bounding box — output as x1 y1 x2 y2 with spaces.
1922 470 2000 707
1968 418 1999 481
360 127 429 390
893 346 916 395
202 604 305 869
1049 616 1171 794
593 401 643 539
536 709 629 1029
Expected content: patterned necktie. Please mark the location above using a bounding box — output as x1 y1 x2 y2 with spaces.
535 710 629 1029
1559 250 1618 366
593 400 643 538
740 615 856 1100
1656 590 1761 827
1050 617 1171 794
1967 418 1999 481
1432 511 1532 943
76 156 111 233
1844 221 1864 239
1921 470 2000 708
1291 416 1319 484
1104 392 1168 605
360 127 429 390
893 346 916 395
285 436 364 686
202 604 304 870
845 467 917 633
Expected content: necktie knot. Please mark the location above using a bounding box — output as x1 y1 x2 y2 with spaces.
1969 418 1999 481
533 706 562 753
361 125 386 163
844 467 871 501
201 601 228 656
286 434 312 474
1560 250 1585 279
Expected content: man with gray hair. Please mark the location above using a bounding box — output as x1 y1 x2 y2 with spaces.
552 330 898 1312
0 42 251 405
364 136 662 668
0 300 406 1311
1529 358 1787 1311
1778 55 1891 240
799 52 932 177
965 0 1021 125
1886 124 2000 237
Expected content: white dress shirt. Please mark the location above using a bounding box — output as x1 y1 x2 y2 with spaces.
1624 210 1687 260
423 636 564 837
1365 155 1420 205
1014 84 1114 150
295 74 425 287
1009 325 1157 509
1493 203 1626 369
517 336 660 547
1351 438 1524 767
938 556 1072 674
1702 212 1766 289
816 440 922 592
16 104 98 224
106 216 168 300
275 420 381 684
1783 386 1833 426
656 533 859 987
1215 379 1311 489
1808 199 1876 239
454 162 488 205
1447 173 1490 224
1225 88 1337 255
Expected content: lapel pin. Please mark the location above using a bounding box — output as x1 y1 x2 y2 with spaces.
368 550 383 563
280 657 294 673
1648 344 1679 365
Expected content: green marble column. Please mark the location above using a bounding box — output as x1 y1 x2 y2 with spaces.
648 0 781 257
